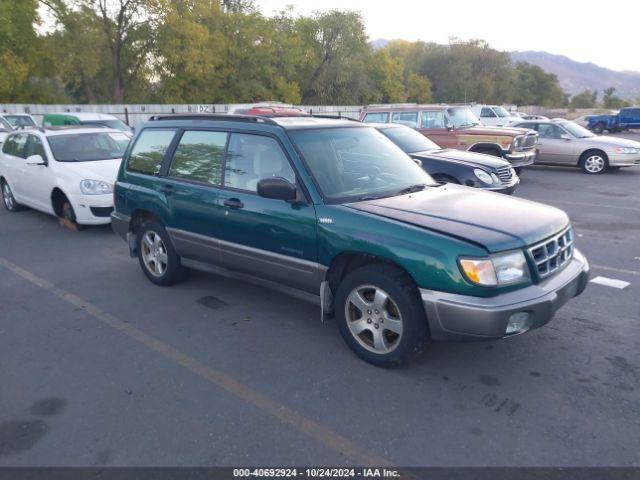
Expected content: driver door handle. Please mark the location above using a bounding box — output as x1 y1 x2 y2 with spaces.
224 198 244 209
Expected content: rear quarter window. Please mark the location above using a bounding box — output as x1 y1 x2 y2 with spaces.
127 129 176 175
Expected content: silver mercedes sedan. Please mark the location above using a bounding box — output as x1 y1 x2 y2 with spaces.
512 119 640 174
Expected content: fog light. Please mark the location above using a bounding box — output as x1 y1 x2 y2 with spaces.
505 312 531 335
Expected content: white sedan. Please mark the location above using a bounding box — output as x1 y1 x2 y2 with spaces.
0 126 130 228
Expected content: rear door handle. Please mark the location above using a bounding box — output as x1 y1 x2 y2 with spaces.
159 185 175 195
223 198 244 209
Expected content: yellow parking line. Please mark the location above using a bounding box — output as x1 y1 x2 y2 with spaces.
0 256 390 467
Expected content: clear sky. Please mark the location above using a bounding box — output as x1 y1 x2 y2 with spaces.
257 0 640 72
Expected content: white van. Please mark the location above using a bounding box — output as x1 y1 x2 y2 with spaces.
470 105 521 127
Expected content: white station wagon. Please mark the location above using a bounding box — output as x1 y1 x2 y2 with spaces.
0 126 129 227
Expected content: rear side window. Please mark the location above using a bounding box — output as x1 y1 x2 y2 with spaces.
127 129 176 175
481 107 496 118
2 134 28 158
391 112 418 128
224 134 295 192
363 112 389 123
420 111 445 129
168 130 227 185
2 135 18 155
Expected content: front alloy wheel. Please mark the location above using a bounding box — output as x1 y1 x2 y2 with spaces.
136 220 185 286
581 154 607 174
345 285 404 354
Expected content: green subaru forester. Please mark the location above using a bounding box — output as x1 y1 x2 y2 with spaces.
111 114 589 366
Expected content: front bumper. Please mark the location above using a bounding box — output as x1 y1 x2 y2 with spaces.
504 149 536 167
608 153 640 167
421 249 590 341
67 193 114 225
480 178 520 195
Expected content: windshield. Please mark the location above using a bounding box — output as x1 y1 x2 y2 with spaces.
560 121 595 138
379 125 441 153
289 127 435 202
447 108 480 128
47 132 129 162
5 115 36 128
0 117 13 131
494 107 511 118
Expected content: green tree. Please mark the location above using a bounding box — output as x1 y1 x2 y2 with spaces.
602 87 629 109
570 89 598 108
512 62 564 107
405 73 432 103
363 49 406 103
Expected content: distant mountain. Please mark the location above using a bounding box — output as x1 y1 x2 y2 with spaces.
511 51 640 100
370 38 389 50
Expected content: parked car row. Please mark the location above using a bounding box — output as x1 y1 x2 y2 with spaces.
1 111 592 367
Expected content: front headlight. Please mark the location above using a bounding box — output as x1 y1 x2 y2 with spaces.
80 179 113 195
459 250 530 286
513 136 523 148
614 147 639 154
474 168 494 184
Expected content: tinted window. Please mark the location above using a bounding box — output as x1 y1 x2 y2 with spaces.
2 135 20 156
363 112 389 123
169 130 227 185
391 112 418 128
25 135 47 159
127 129 176 174
6 115 36 128
48 132 128 162
224 134 295 192
420 111 445 129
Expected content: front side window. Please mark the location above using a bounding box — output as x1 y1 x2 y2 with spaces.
290 126 434 202
420 111 445 129
49 132 128 162
363 112 390 123
537 124 565 139
559 121 595 139
169 130 227 185
127 129 176 174
224 134 295 192
447 108 481 128
3 134 28 158
25 135 47 159
481 107 496 118
390 112 419 128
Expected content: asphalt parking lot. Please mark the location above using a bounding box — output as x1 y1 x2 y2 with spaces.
1 143 639 467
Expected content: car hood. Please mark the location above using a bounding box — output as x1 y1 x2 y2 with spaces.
463 125 532 136
66 158 122 183
346 184 569 253
580 135 640 148
412 149 510 170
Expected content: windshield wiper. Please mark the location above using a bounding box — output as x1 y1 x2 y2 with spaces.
395 184 428 195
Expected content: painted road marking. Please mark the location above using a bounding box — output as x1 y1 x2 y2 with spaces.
592 264 640 277
590 276 631 290
0 256 390 467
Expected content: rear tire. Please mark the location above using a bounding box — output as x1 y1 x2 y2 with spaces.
593 123 605 134
580 150 608 174
136 220 185 286
334 263 429 367
1 179 25 212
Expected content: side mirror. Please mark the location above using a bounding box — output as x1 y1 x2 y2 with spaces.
446 124 454 131
413 158 423 167
257 177 297 202
26 154 47 166
560 134 571 141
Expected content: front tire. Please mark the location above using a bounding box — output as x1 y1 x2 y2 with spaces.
580 151 608 174
136 221 185 286
1 179 25 212
59 201 84 231
514 167 524 176
334 264 429 367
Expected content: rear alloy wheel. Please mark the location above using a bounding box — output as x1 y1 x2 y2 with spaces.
580 152 608 174
1 180 24 212
136 221 185 286
335 264 429 367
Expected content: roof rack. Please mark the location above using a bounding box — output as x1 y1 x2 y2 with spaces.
364 103 418 108
149 113 279 126
310 114 360 122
